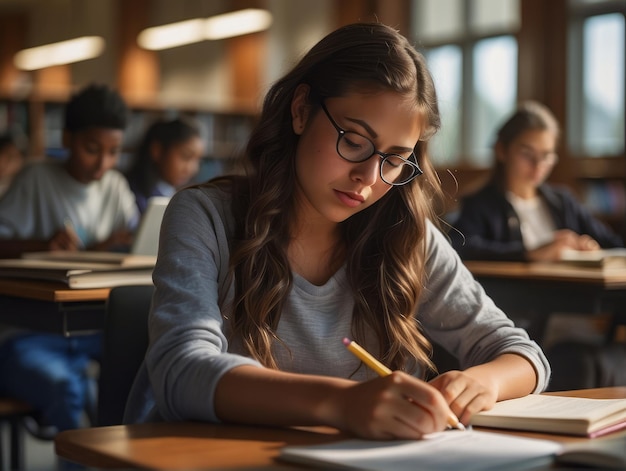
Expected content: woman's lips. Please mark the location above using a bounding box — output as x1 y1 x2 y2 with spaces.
334 189 365 207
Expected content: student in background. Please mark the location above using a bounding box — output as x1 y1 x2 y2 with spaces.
0 132 24 197
125 23 549 439
125 117 204 214
451 101 623 262
0 83 139 438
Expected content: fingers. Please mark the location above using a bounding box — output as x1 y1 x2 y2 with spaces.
49 229 82 251
530 231 601 261
577 235 600 251
429 371 497 425
338 372 454 440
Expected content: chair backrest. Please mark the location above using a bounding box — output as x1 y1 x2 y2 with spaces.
98 285 154 426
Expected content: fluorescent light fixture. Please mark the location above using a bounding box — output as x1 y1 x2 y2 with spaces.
138 18 206 51
137 8 273 50
14 36 105 71
204 8 273 40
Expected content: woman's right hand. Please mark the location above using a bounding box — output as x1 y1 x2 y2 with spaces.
326 371 453 439
527 229 599 262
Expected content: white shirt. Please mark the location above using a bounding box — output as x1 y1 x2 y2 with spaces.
506 191 556 250
0 160 139 246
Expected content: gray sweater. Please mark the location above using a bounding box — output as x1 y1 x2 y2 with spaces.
124 184 550 424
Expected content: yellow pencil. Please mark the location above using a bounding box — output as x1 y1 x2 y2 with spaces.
342 337 465 431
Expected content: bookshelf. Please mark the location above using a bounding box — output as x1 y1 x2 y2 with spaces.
0 93 257 176
573 157 626 237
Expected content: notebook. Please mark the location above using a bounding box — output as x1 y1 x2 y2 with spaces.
131 196 170 256
278 430 563 471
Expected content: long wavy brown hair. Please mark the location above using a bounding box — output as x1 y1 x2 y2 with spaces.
212 23 444 375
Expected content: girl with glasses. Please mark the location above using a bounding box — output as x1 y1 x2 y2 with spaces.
125 23 549 439
452 101 623 262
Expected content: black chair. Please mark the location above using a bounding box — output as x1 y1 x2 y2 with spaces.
97 285 154 426
0 398 32 471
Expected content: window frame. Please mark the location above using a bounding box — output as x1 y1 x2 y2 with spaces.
412 0 521 168
567 0 625 159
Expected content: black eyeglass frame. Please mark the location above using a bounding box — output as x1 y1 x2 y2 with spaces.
319 100 423 186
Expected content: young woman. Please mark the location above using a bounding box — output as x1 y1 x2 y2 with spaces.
452 101 623 262
125 23 549 439
126 117 204 214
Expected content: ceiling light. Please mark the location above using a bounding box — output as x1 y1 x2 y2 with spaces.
137 18 206 51
137 9 273 51
204 8 273 40
14 36 105 71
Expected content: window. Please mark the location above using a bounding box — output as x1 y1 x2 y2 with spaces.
568 1 625 157
412 0 520 168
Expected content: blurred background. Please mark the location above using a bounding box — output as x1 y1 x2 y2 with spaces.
0 0 624 236
0 1 623 469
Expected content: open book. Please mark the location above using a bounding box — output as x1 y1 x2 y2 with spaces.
469 394 626 437
559 248 626 269
0 254 155 289
278 430 562 471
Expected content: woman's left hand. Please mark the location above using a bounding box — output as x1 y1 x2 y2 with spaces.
428 371 498 425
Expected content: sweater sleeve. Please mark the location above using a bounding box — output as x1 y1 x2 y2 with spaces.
420 221 551 393
145 187 262 422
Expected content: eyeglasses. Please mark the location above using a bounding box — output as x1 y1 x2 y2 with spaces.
517 147 558 167
320 101 423 186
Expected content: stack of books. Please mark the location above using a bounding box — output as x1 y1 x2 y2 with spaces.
0 251 156 289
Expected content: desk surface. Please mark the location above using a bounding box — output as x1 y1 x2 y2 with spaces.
0 278 111 335
465 260 626 288
55 387 626 470
0 278 110 302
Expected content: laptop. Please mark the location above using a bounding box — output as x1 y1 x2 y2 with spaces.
131 196 170 256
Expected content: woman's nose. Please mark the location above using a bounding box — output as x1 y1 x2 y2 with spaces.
349 155 380 185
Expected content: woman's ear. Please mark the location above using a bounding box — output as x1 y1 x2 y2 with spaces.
291 84 311 135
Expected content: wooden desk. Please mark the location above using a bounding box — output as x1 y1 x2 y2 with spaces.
464 261 626 343
0 278 110 336
55 387 626 470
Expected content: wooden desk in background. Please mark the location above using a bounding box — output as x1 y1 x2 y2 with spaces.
464 261 626 344
54 387 626 470
0 278 110 336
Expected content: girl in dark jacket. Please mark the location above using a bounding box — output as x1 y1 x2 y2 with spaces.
452 101 623 262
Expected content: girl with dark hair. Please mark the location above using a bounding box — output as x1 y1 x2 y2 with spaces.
126 117 204 213
125 23 549 439
452 101 622 262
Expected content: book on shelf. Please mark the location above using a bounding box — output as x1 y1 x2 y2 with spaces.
468 394 626 438
278 429 562 471
559 248 626 269
0 254 155 289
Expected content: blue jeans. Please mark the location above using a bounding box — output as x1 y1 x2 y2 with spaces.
0 332 102 431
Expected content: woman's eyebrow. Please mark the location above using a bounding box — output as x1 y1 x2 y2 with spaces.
346 117 378 139
345 116 416 153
